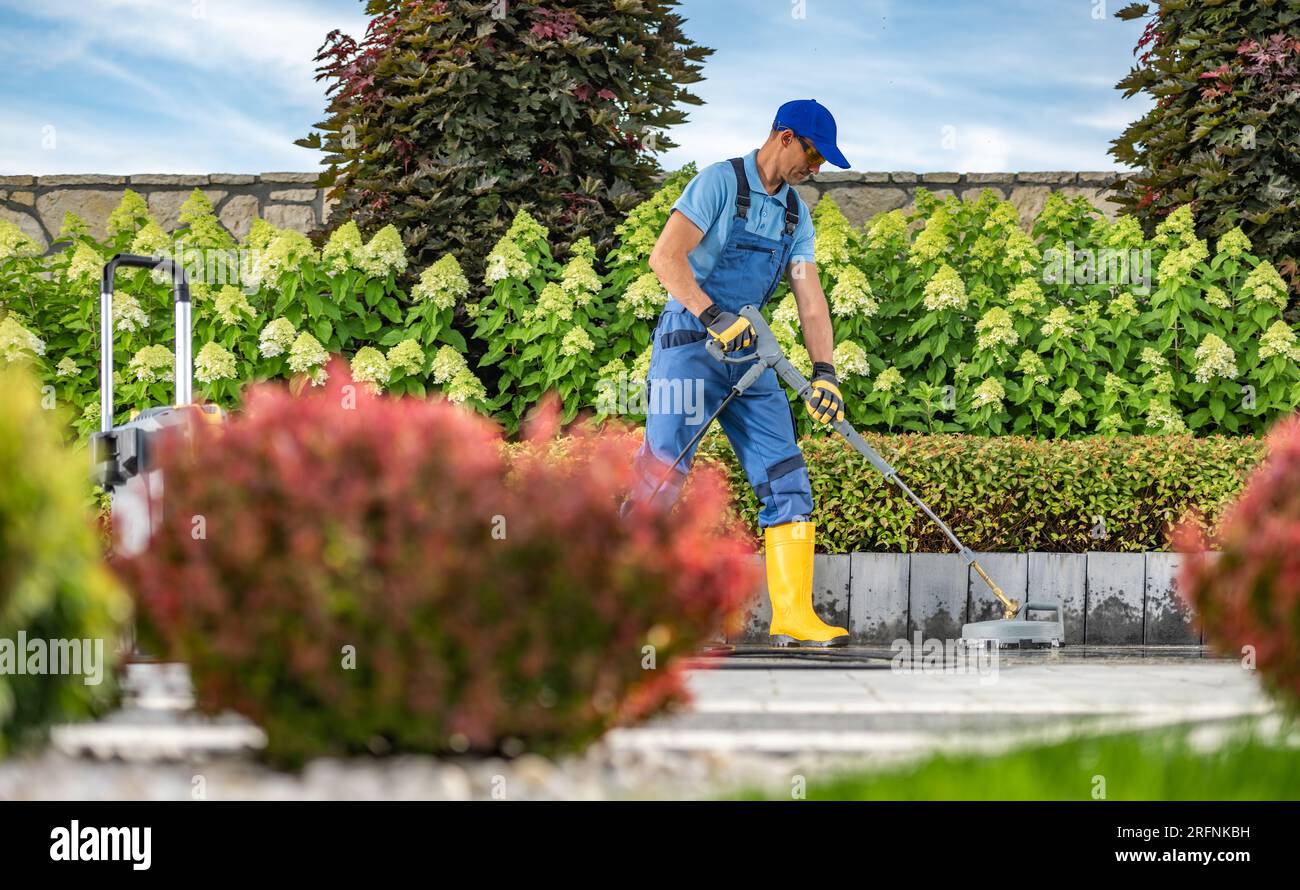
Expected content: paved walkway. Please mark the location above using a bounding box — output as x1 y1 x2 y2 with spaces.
607 646 1273 762
0 647 1282 800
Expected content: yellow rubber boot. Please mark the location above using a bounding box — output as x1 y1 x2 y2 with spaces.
765 521 849 646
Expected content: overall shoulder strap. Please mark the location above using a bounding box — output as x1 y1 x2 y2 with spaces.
728 158 750 219
783 186 801 236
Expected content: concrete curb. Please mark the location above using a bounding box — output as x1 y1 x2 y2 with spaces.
732 551 1205 645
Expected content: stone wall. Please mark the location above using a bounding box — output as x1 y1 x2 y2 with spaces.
793 170 1135 229
0 170 1135 251
0 173 331 249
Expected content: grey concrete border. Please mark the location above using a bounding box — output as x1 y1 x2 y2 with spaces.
733 550 1209 646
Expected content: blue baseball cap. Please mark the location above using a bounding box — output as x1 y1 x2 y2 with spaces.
772 99 850 169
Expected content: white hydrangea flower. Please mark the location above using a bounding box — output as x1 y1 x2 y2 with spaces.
387 339 425 377
975 307 1018 350
215 285 255 326
357 224 408 279
484 237 532 284
1108 292 1139 318
815 221 853 270
1104 372 1131 393
0 220 41 261
832 340 870 377
1040 306 1075 338
246 229 317 291
288 332 328 374
321 221 364 274
786 340 813 377
1192 332 1237 383
1145 400 1187 434
1149 371 1174 394
112 292 149 333
0 316 45 361
617 272 667 320
411 255 469 310
1241 261 1288 311
66 243 103 284
1016 350 1050 386
130 221 171 257
1007 278 1045 315
1101 215 1146 251
1258 321 1300 361
829 266 879 317
866 210 908 252
560 326 595 357
1001 228 1040 277
128 345 175 383
430 345 468 384
1140 347 1167 369
194 342 237 384
258 317 297 358
559 254 601 298
971 377 1005 411
1096 413 1124 434
873 366 904 394
444 367 487 404
1216 226 1251 259
1058 387 1082 408
505 209 548 246
908 208 951 267
1203 285 1231 309
922 264 967 312
55 356 78 377
1153 204 1195 248
1156 238 1208 283
529 282 573 322
350 346 390 390
772 293 801 330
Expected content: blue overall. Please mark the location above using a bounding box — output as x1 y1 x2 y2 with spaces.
629 158 813 528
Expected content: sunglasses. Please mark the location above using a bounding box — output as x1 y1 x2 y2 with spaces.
780 129 825 168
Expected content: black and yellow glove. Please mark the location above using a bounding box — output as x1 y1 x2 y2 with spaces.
697 303 756 353
805 362 845 424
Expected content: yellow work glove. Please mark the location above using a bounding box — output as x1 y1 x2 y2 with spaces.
697 303 756 353
805 362 845 424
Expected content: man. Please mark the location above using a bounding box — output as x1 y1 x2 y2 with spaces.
628 99 851 647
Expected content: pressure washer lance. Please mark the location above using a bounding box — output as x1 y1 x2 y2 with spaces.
643 304 1020 622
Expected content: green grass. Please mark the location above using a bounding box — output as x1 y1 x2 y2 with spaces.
742 722 1300 800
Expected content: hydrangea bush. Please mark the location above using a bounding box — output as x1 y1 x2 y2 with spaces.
0 189 480 434
4 177 1296 443
764 188 1299 439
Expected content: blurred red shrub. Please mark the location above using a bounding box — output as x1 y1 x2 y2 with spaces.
1175 415 1300 709
116 359 757 765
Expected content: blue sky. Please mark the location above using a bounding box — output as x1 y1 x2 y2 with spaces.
0 0 1152 175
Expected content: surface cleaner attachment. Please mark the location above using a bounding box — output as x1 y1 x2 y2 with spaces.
961 601 1065 649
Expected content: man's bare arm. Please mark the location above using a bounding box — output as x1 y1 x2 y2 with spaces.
788 261 835 365
647 211 714 317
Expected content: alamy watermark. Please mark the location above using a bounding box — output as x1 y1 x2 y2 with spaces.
596 373 708 425
0 632 105 686
890 631 999 685
148 238 263 295
1042 243 1152 295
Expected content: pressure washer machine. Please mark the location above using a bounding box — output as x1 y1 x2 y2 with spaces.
90 254 221 558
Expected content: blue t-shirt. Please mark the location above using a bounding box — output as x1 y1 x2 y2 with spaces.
670 148 817 288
